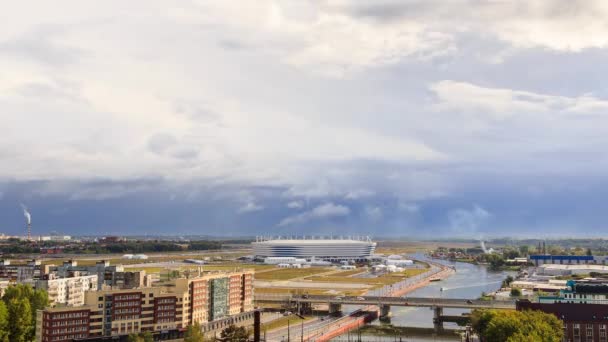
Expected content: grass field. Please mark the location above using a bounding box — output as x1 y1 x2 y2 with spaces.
326 269 366 277
376 240 477 255
304 269 427 288
261 315 314 331
255 267 331 280
255 287 366 296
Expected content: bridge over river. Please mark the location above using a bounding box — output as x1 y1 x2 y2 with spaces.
255 294 515 333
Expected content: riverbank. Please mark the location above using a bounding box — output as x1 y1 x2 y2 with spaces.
358 325 462 339
308 260 456 341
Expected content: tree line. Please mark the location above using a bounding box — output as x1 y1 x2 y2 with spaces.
128 322 249 342
0 239 225 254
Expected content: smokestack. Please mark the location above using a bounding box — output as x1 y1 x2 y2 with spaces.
543 241 546 254
20 204 32 240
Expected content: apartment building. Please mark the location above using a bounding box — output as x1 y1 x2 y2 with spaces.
36 270 254 342
51 260 147 290
0 259 43 282
36 274 98 307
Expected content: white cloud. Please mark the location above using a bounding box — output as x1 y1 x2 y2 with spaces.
278 202 350 226
448 204 491 235
364 206 383 221
286 200 304 209
238 202 264 214
2 0 608 207
430 81 608 120
345 189 375 200
236 191 264 214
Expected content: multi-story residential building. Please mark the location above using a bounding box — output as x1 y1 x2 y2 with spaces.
36 270 254 342
0 259 43 282
50 260 147 290
36 274 98 307
35 306 93 342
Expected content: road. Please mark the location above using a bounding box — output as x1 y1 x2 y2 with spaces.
264 316 340 342
256 294 516 310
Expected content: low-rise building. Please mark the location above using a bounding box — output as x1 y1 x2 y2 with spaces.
263 257 307 265
386 259 414 267
538 264 608 276
529 255 608 266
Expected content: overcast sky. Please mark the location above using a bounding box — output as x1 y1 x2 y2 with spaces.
2 1 608 237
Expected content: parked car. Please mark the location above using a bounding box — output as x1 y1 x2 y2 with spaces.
356 296 366 301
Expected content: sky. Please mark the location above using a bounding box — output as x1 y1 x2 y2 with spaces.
2 1 608 237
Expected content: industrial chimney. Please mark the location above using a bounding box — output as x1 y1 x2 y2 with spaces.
21 204 32 240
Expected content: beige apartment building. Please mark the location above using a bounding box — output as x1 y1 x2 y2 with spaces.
36 274 98 307
36 270 254 342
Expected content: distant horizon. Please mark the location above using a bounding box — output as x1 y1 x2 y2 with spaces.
3 229 608 242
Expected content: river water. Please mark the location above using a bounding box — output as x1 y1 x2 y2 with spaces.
386 257 514 329
334 256 515 341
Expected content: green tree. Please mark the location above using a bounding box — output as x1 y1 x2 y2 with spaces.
27 289 49 341
502 275 514 288
587 248 593 256
510 288 522 297
184 322 205 342
472 309 562 342
220 324 249 341
2 284 49 341
504 249 520 259
518 245 530 257
127 331 153 342
7 298 33 342
0 301 9 342
141 331 154 342
486 254 505 270
128 333 144 342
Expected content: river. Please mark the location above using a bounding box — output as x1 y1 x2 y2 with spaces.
333 256 515 341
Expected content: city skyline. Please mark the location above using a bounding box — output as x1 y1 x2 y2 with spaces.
2 1 608 236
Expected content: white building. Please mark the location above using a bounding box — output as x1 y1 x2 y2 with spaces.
538 264 608 276
386 259 414 267
36 275 98 306
252 236 376 261
263 257 307 265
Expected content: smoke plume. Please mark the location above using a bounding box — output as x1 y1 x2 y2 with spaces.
20 203 31 225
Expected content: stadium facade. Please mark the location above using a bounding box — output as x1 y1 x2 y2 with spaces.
252 236 376 261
